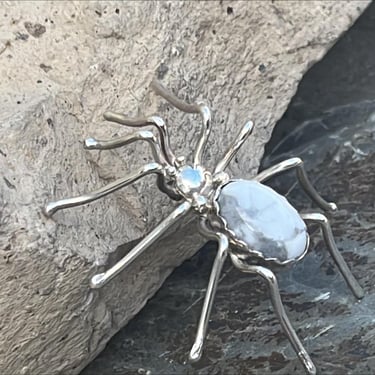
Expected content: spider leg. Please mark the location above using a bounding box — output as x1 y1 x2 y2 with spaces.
301 212 364 299
151 80 211 168
44 163 163 217
254 157 337 212
230 255 316 375
213 120 254 174
189 218 229 362
89 123 180 200
90 201 191 288
103 111 176 166
193 105 211 168
85 129 168 165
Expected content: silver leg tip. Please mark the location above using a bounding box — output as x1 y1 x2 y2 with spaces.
329 202 338 212
84 137 98 149
354 285 365 300
103 111 113 121
189 342 203 363
90 273 107 289
43 202 57 218
245 120 254 133
298 350 317 375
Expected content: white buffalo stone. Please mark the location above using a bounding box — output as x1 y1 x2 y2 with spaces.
217 180 308 262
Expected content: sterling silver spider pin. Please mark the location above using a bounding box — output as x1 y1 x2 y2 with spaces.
44 81 364 375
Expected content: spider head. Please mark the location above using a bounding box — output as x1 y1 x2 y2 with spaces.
172 164 213 213
175 165 206 194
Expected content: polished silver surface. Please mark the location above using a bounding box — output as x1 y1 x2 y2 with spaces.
103 111 176 166
44 163 163 217
91 201 191 289
151 79 211 168
189 218 229 363
44 80 363 375
230 255 317 375
301 212 364 299
254 157 337 212
193 104 211 168
214 120 254 174
84 130 166 165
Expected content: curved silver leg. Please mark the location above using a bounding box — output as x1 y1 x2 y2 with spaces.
230 255 317 375
301 212 364 299
214 121 254 174
151 80 211 168
44 163 163 217
254 157 337 212
193 105 211 169
151 79 201 114
85 130 167 165
85 130 181 201
156 177 182 201
189 219 229 362
103 111 176 166
91 201 191 288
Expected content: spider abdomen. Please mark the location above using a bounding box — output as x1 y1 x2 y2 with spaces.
215 180 309 264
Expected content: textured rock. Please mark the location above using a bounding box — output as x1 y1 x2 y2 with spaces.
0 1 369 374
217 180 308 262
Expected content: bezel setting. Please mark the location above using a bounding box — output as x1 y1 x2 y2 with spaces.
212 179 310 266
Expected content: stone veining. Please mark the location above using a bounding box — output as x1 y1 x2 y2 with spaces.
217 180 308 262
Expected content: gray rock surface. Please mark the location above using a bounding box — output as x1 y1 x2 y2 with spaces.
0 1 369 374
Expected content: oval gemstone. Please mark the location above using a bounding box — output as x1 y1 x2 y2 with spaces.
176 166 206 194
216 180 308 262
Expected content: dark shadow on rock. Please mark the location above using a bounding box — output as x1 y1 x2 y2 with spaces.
265 1 375 157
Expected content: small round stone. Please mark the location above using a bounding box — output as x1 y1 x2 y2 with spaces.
176 166 205 195
217 180 308 262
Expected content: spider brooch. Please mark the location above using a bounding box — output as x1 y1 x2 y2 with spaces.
45 81 364 375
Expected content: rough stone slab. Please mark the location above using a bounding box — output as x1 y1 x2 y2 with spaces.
0 1 369 374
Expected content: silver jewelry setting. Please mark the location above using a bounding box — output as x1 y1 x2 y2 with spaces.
212 179 311 266
44 80 364 375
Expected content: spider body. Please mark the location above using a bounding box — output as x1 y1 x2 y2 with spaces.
45 81 364 375
213 179 309 265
